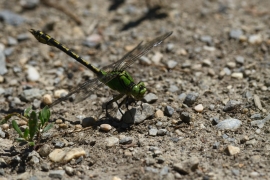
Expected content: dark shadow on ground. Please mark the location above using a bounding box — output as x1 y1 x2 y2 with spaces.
120 5 168 31
108 0 125 11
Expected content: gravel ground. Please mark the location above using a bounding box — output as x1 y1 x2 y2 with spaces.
0 0 270 179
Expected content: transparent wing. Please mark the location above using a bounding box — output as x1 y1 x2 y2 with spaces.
102 31 173 72
49 73 118 108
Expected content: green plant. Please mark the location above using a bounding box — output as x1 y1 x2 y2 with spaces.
11 106 54 146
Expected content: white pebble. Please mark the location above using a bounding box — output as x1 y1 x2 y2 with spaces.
54 89 68 98
194 104 204 112
231 72 243 79
27 65 40 81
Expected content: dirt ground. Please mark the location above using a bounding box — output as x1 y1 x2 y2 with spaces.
0 0 270 179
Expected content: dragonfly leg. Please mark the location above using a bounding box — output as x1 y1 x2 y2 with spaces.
106 94 125 117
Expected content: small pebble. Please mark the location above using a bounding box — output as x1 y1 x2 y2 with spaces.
231 72 243 79
1 124 9 130
229 29 243 39
59 123 68 129
194 104 203 112
39 144 51 157
248 34 262 44
26 65 40 81
65 166 74 176
106 137 119 147
183 93 198 106
62 147 86 163
155 109 164 118
157 129 167 136
164 106 174 116
100 124 112 132
216 118 242 130
42 94 52 105
235 56 244 64
226 145 240 155
149 128 158 136
119 137 133 145
55 119 63 124
54 89 68 98
180 112 191 123
49 170 65 179
166 60 177 69
143 93 158 103
151 51 163 64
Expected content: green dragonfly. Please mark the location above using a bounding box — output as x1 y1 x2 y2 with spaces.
30 29 172 115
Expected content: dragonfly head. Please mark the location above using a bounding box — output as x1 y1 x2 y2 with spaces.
132 81 147 99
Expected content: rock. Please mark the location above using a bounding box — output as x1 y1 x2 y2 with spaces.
39 144 51 157
151 51 163 64
223 100 241 112
54 89 69 98
254 94 263 110
149 128 158 136
166 43 174 52
100 124 112 132
140 56 151 65
248 34 262 44
0 51 7 75
183 93 198 106
166 60 177 69
180 112 191 123
143 93 158 103
17 172 30 180
194 104 203 112
21 88 45 102
63 147 86 163
246 139 257 146
216 119 242 130
119 137 133 145
157 129 167 136
20 0 40 9
40 163 50 172
231 169 240 176
168 85 179 92
226 145 240 155
42 94 52 105
122 103 154 124
227 61 236 68
173 157 200 175
200 35 212 44
49 170 65 179
155 109 164 118
0 10 25 26
145 157 156 165
83 34 102 48
231 72 243 79
106 137 119 147
81 117 97 127
65 166 74 176
202 59 212 66
0 158 7 168
26 65 40 81
1 123 9 130
164 106 174 116
229 29 243 39
49 149 66 162
235 56 244 64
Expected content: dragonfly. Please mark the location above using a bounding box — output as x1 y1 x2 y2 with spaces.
29 29 172 116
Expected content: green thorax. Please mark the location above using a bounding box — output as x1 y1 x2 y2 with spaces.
100 70 146 99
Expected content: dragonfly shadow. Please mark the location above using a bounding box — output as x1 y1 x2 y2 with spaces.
108 0 125 11
120 5 168 31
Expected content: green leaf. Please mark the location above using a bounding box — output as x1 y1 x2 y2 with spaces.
43 123 54 133
24 106 32 117
38 111 44 126
12 120 23 138
15 138 27 142
28 141 35 146
23 127 29 139
41 106 50 122
28 111 38 141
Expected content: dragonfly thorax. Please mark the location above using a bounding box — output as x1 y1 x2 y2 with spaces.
131 81 147 100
